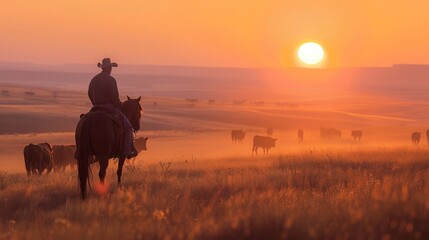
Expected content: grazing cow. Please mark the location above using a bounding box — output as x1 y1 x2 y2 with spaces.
231 130 246 143
426 129 429 146
252 135 277 155
298 129 304 141
320 127 342 139
23 142 53 176
128 137 149 164
52 145 77 172
266 127 274 136
134 137 149 152
411 132 421 145
351 130 363 141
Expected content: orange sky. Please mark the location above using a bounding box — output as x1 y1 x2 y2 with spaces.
1 0 429 68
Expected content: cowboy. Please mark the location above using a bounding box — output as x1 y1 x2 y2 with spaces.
88 58 137 159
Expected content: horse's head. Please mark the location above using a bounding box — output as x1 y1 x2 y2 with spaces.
123 96 143 131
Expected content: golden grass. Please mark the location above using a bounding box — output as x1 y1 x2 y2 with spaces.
1 146 429 239
2 69 429 239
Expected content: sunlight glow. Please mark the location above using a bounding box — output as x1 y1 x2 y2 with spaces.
297 42 325 65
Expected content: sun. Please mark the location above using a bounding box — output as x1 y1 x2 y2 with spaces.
297 42 324 65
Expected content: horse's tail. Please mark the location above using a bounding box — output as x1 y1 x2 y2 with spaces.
77 117 91 200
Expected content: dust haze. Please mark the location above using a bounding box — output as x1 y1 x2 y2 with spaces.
1 64 429 239
0 64 428 170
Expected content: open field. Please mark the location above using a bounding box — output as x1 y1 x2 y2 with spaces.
2 68 429 239
2 0 429 237
1 119 429 239
1 146 429 239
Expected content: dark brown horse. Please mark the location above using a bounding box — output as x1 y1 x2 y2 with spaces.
75 96 142 199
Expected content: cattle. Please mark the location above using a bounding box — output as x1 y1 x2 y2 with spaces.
351 130 363 141
320 127 342 139
128 137 149 164
52 145 77 172
298 129 304 141
266 127 274 136
426 130 429 146
231 130 246 143
134 137 149 152
252 135 277 155
412 132 421 145
23 142 53 176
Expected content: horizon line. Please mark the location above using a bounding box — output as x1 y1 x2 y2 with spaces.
0 61 429 71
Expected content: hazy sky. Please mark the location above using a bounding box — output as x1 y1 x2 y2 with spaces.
1 0 429 68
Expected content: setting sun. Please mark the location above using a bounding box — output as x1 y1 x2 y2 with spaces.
297 42 325 65
4 1 429 239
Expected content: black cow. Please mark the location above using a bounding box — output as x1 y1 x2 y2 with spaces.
231 130 246 143
23 142 53 176
351 130 363 141
252 135 277 155
52 145 77 172
412 132 421 145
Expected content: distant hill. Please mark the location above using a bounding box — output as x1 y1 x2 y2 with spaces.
1 64 429 134
1 63 429 100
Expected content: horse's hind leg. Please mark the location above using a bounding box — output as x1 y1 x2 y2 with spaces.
98 157 109 184
117 157 126 186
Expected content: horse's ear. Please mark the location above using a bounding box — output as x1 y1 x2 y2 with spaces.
127 96 131 100
137 96 141 102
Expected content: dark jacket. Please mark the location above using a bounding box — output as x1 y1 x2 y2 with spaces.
88 71 122 107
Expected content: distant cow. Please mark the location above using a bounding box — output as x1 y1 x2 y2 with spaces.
23 142 53 176
412 132 421 145
266 127 274 136
134 137 149 153
426 130 429 145
52 145 76 172
320 127 342 139
128 137 149 164
252 135 277 155
231 130 246 143
351 130 363 141
298 129 304 141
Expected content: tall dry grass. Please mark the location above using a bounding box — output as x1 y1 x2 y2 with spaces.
1 146 429 239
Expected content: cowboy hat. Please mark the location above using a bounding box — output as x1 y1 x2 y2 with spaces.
97 58 118 68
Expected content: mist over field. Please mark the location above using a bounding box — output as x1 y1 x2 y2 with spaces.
1 63 429 133
3 0 429 238
1 64 429 239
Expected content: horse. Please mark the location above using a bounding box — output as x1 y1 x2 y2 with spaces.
75 96 142 199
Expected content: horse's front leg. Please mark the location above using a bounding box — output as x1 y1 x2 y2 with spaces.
117 157 126 186
98 157 109 184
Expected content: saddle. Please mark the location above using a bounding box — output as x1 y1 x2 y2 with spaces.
80 105 125 159
88 105 123 129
